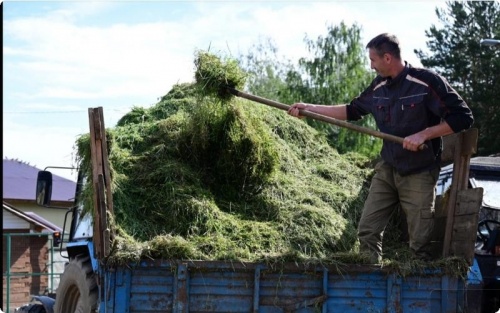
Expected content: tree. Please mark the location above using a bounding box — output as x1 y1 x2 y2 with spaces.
239 37 295 102
240 22 382 157
284 22 381 157
415 1 500 155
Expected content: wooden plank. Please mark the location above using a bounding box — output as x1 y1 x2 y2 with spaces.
441 134 458 164
461 128 478 156
99 108 110 258
97 107 114 215
88 107 114 259
451 217 479 241
449 188 482 263
454 188 483 216
97 174 109 257
441 128 478 164
450 240 476 264
88 108 102 260
95 127 105 259
431 187 482 261
442 128 478 258
95 108 112 256
442 132 464 256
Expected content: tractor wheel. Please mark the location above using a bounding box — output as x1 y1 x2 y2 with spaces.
53 254 98 313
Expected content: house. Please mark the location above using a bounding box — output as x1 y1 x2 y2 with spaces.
2 158 77 312
3 202 63 311
3 158 76 228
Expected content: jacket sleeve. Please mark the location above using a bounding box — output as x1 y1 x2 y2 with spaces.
426 72 474 133
346 78 379 121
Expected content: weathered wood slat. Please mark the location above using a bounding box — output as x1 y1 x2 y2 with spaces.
441 128 480 263
88 107 114 259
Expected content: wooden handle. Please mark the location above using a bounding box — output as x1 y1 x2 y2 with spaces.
227 88 427 150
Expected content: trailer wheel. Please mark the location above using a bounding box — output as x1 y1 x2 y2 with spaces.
54 254 98 313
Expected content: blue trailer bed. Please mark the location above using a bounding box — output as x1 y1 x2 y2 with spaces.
100 259 483 313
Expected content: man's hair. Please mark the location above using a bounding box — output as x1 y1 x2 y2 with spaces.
366 33 401 60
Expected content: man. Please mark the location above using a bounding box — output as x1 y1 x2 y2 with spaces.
287 33 474 263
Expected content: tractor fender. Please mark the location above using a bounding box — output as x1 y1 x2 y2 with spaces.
31 296 55 313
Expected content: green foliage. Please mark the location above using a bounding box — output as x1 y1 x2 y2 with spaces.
415 1 500 155
240 22 382 158
290 22 381 158
239 37 295 102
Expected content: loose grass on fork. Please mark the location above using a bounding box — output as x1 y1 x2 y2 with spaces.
194 50 247 102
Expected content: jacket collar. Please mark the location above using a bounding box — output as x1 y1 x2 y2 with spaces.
385 61 410 87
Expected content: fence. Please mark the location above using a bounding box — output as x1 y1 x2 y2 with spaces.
2 232 65 313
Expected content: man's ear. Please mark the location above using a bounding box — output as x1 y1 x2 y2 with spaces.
384 53 392 63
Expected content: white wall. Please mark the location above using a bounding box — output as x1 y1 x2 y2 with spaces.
2 210 29 229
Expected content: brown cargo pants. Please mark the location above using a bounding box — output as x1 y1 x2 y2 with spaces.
357 161 440 263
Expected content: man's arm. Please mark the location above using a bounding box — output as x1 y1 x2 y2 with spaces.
287 103 348 120
404 71 474 152
403 121 454 151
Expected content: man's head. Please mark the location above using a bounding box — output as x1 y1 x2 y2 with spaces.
366 33 404 78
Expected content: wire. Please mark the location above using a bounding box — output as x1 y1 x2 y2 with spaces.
3 110 85 114
4 108 130 114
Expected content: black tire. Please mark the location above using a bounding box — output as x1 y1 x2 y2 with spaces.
54 254 98 313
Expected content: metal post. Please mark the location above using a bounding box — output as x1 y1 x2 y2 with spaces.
50 235 54 294
6 234 11 313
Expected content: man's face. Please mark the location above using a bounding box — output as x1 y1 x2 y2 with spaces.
368 48 389 77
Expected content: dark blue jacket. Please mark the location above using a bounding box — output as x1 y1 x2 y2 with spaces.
346 63 474 175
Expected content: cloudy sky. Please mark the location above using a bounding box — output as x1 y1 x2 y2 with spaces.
3 0 447 180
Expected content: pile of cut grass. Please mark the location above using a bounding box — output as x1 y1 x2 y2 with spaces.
75 80 372 265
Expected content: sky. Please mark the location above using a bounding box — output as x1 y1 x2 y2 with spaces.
3 0 448 181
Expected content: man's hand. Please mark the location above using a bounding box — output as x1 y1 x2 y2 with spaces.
404 122 454 151
403 133 427 151
287 103 308 118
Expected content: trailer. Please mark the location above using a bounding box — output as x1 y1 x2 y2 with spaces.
22 107 490 313
95 259 483 313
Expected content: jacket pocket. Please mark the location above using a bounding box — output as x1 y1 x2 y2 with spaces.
373 97 391 125
396 94 427 125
